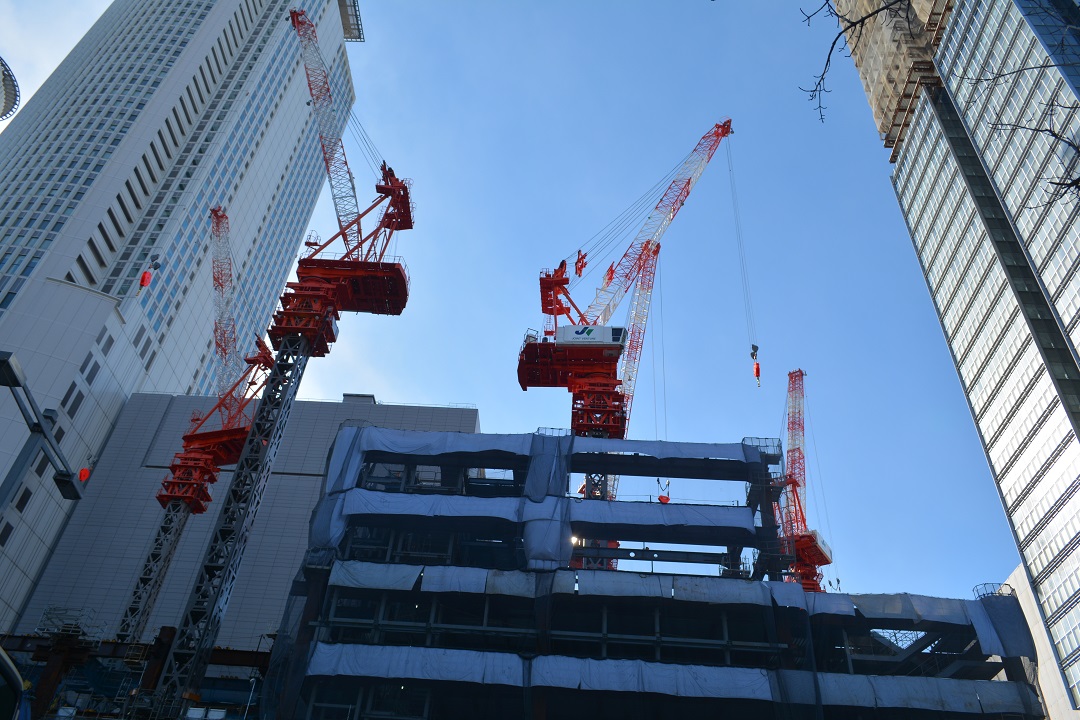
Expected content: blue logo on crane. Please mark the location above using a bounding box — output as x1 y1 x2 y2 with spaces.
574 327 594 337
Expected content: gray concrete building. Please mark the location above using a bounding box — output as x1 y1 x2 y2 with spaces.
0 0 360 631
6 391 478 713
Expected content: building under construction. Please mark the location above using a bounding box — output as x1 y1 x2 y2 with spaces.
261 424 1043 719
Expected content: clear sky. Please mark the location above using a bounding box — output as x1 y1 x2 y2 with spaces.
1 1 1021 600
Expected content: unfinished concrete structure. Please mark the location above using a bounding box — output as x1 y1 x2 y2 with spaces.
265 426 1043 719
833 0 953 158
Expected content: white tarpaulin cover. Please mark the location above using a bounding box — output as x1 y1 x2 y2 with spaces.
421 565 488 594
310 426 770 561
852 594 919 621
340 488 520 523
767 581 807 609
570 499 755 534
524 433 572 500
328 562 421 591
485 569 536 598
575 570 673 598
308 643 521 687
670 576 770 605
325 426 533 494
805 592 856 617
306 643 1038 711
570 436 754 463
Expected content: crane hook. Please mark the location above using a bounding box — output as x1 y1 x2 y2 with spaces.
751 344 760 388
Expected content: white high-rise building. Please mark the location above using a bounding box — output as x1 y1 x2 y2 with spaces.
0 0 360 630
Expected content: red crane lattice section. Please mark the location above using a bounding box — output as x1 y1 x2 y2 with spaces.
778 369 833 592
290 8 361 249
156 341 275 513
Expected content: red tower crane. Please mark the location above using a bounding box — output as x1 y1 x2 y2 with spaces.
517 121 732 564
144 12 414 715
779 369 833 592
117 208 274 645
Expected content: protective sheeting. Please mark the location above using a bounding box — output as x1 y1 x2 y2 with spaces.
570 436 753 463
570 499 756 544
805 592 856 617
850 592 1024 650
330 489 753 569
421 565 489 594
521 496 572 571
308 643 521 687
306 643 1040 712
310 426 772 559
309 493 348 550
767 581 807 609
485 569 536 598
324 426 533 495
328 562 421 591
853 594 920 622
341 488 520 524
524 433 572 501
576 570 673 598
964 599 1006 657
979 594 1037 659
670 576 770 605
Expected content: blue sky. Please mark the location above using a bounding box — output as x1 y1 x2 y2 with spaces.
4 1 1021 599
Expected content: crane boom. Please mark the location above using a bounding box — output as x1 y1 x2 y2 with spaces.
290 9 360 250
583 120 732 327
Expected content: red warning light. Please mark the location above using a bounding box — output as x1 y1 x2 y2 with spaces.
78 467 91 482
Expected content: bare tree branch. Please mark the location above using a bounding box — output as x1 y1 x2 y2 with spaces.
799 0 912 122
991 98 1080 205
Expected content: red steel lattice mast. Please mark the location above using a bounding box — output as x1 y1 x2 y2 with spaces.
780 369 833 592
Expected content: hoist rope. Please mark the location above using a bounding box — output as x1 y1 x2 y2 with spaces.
324 65 384 179
565 153 690 294
347 110 384 178
726 141 757 349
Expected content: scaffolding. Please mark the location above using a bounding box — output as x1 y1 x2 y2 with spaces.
835 0 953 157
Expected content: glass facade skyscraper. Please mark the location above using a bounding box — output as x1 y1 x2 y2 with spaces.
843 0 1080 706
0 0 357 631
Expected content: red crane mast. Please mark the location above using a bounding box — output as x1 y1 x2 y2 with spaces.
780 369 833 592
147 13 415 714
117 208 274 645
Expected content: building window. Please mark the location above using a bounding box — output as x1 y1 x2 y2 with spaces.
61 382 77 408
66 391 85 419
0 522 12 547
14 488 31 513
